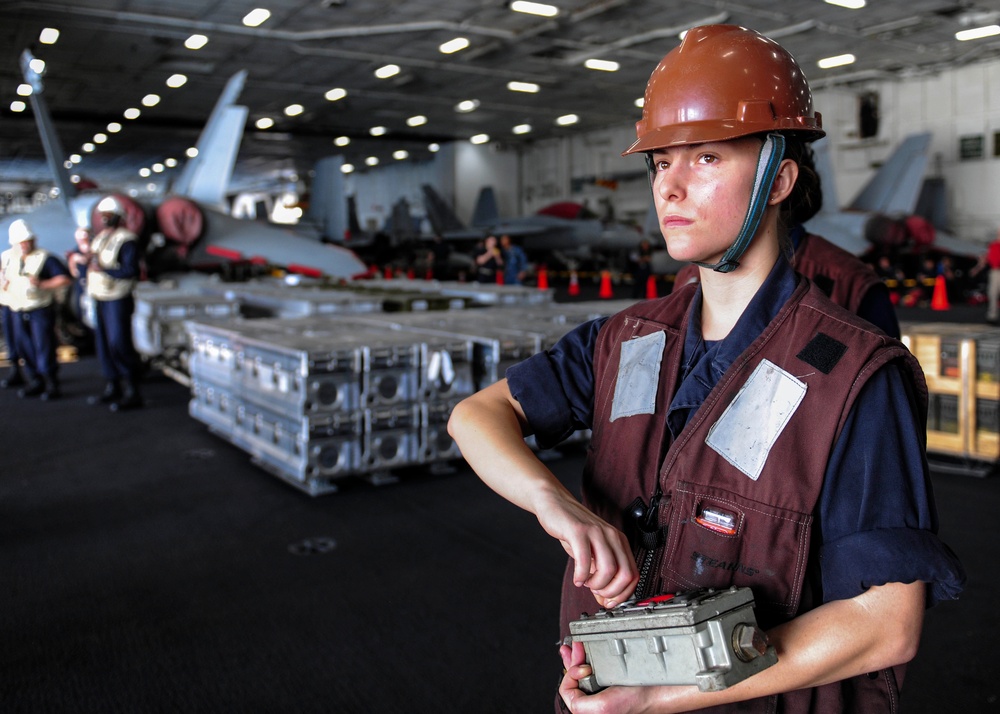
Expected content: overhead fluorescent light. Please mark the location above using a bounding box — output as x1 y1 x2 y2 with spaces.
556 114 579 126
334 136 351 146
455 99 480 113
634 97 645 108
825 0 865 8
325 87 347 101
185 34 208 50
284 104 304 117
123 107 141 119
507 81 540 93
93 133 107 144
365 156 379 166
165 158 178 167
152 163 165 173
39 28 60 45
29 58 45 74
406 115 427 127
956 25 1000 41
510 1 559 18
584 58 619 72
10 101 26 112
142 94 161 107
470 134 490 145
340 163 355 174
139 168 151 178
186 147 198 158
369 126 388 136
70 154 82 163
375 64 400 79
166 74 187 88
393 150 409 160
440 37 470 54
16 84 32 96
82 143 95 153
817 53 856 69
243 8 271 27
428 143 440 152
512 123 532 134
107 122 122 133
255 117 275 129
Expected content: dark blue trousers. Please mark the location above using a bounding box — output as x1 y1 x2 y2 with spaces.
14 305 58 379
93 296 139 382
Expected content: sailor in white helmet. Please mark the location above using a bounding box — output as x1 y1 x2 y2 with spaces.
1 221 26 388
4 218 72 400
87 196 143 411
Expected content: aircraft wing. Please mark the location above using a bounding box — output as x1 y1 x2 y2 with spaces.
848 133 932 215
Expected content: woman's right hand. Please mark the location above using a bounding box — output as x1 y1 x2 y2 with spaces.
533 488 638 607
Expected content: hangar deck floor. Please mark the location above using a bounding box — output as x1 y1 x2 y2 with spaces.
1 350 996 713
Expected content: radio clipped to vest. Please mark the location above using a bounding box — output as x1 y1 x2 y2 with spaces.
567 586 777 694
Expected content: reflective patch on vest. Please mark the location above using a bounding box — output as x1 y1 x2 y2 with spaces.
796 332 847 375
610 330 665 421
705 359 807 481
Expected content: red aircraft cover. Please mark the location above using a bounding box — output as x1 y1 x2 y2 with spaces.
155 197 205 258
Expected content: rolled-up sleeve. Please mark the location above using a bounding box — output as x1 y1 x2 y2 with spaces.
817 363 966 606
505 317 607 450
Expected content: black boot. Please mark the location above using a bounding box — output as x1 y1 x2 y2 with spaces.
110 380 142 412
18 378 45 398
0 367 25 389
89 380 121 406
40 376 61 401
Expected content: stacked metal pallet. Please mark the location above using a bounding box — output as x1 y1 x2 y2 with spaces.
186 314 480 495
132 286 242 361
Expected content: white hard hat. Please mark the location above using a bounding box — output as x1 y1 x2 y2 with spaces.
96 196 123 214
8 218 34 245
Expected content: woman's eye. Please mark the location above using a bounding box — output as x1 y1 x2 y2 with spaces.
699 154 718 164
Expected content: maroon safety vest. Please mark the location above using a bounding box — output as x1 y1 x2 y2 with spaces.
560 278 926 713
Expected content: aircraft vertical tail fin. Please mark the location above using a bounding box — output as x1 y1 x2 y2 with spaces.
20 50 76 217
421 184 468 234
811 137 840 214
304 155 346 241
171 70 249 207
847 132 932 214
471 186 499 227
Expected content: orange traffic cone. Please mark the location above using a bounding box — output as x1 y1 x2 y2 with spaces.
931 274 950 311
537 266 549 290
645 275 658 299
383 265 393 279
567 270 580 296
599 270 614 299
496 270 505 285
407 267 415 279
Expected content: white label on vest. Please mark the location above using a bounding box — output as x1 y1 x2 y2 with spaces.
705 358 806 481
610 330 665 421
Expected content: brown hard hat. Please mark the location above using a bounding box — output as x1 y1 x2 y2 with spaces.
622 24 825 156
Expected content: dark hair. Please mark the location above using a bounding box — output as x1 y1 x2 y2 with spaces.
781 137 823 229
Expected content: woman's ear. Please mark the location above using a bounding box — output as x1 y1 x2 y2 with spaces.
769 158 799 204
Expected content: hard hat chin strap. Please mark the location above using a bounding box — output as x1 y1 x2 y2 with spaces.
695 133 786 273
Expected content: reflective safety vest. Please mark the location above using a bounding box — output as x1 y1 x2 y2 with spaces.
87 227 137 301
0 248 14 308
563 278 925 714
5 249 55 312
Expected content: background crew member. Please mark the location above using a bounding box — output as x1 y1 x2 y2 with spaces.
5 219 71 400
66 226 92 324
500 234 529 285
474 234 503 283
0 229 25 389
448 24 964 714
87 196 143 411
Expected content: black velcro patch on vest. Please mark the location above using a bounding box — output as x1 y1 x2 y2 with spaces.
812 274 834 297
797 333 847 375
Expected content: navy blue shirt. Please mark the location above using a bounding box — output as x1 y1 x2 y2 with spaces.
508 255 964 606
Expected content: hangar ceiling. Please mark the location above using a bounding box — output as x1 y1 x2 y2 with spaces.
2 0 999 194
